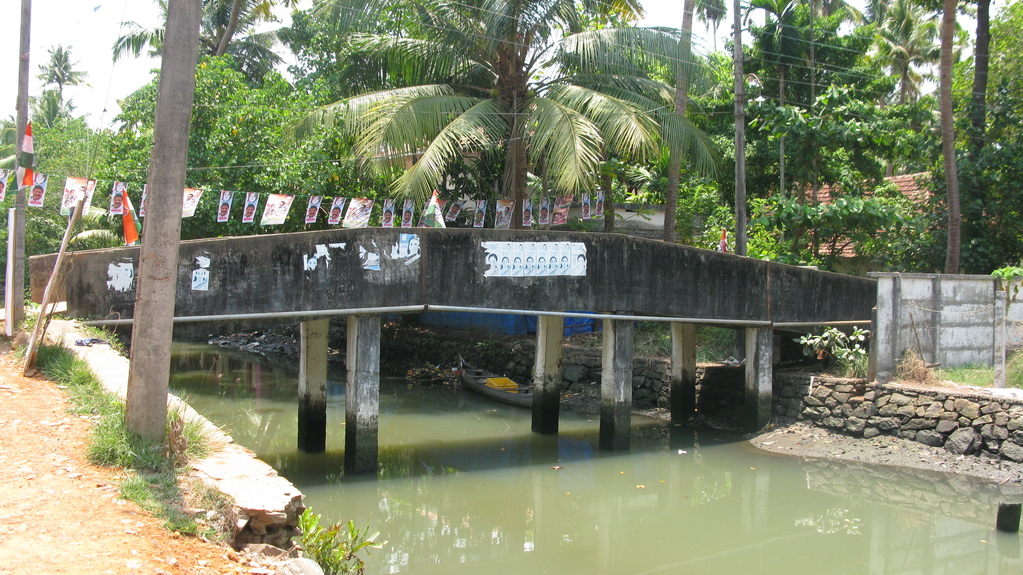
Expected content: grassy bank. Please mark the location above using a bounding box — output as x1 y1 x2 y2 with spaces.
31 343 234 540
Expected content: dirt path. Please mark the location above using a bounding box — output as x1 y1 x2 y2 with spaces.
0 342 244 575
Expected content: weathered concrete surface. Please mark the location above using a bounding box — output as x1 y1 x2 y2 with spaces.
45 320 304 549
31 229 876 325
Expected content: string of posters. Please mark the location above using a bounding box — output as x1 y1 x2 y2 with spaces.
0 169 606 232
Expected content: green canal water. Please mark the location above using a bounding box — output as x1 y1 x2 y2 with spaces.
170 342 1023 574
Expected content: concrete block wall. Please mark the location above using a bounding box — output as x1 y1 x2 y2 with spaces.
872 273 1013 381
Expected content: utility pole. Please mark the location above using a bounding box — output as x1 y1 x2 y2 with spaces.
733 0 747 256
6 0 31 336
125 0 202 443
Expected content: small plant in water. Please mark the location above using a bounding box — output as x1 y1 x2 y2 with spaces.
797 327 869 378
298 508 383 575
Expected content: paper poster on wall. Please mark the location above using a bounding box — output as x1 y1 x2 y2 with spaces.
481 241 587 277
327 197 347 225
217 190 234 222
343 198 374 228
305 195 322 224
551 195 572 226
60 177 96 216
182 188 203 218
27 174 48 207
261 194 294 225
494 200 514 229
473 200 487 228
108 182 127 215
241 192 259 223
381 199 396 227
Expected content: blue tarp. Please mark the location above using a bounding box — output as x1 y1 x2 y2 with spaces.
419 311 600 336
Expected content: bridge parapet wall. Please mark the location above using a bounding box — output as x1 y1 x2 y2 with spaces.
30 229 876 326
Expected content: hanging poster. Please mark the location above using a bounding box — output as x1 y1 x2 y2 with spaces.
580 192 591 220
242 192 259 223
217 190 234 222
343 198 374 228
0 170 8 202
594 190 605 218
109 182 127 215
381 199 396 227
522 198 533 228
400 199 415 228
305 195 322 224
445 200 463 222
327 197 347 225
60 177 96 216
261 194 294 225
494 200 514 229
139 185 148 218
537 197 551 226
551 195 572 226
28 174 48 207
182 188 203 218
473 200 487 228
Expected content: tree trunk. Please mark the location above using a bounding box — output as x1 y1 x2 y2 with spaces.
733 0 747 255
215 0 244 57
664 0 695 243
969 0 990 157
601 172 615 233
6 0 31 336
940 0 960 274
126 0 202 444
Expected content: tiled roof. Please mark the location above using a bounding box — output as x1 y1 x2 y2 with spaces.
816 172 930 257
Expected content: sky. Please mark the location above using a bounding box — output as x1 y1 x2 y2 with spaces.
3 0 974 132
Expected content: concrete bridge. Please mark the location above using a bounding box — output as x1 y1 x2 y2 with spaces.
31 228 876 473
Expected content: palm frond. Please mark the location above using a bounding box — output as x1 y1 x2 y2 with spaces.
525 97 604 194
546 84 658 161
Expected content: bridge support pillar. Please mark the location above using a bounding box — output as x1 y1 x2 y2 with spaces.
345 314 380 474
600 319 633 450
670 322 697 423
744 326 773 431
298 319 329 453
532 315 564 434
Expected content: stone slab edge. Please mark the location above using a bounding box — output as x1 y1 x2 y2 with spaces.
44 320 305 549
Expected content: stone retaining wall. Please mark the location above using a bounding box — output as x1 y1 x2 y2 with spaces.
776 372 1023 462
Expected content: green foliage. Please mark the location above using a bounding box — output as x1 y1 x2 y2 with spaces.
798 327 869 378
298 508 383 575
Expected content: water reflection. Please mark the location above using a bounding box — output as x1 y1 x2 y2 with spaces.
170 342 1023 574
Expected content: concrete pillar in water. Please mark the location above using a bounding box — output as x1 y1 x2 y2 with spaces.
600 319 633 451
744 326 773 432
345 314 380 474
298 319 329 453
532 315 564 434
670 322 697 423
997 503 1021 533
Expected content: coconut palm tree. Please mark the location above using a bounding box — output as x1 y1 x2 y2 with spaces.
113 0 294 82
301 0 716 226
696 0 726 53
939 0 960 273
872 0 939 105
36 45 88 106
